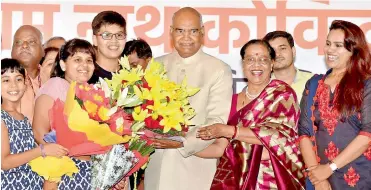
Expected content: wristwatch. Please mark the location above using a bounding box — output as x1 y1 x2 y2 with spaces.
329 161 338 172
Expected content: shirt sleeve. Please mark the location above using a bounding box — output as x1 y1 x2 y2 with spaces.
298 78 314 137
360 79 371 136
35 77 69 102
178 64 233 157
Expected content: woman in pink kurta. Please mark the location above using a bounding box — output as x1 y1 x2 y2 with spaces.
33 38 96 189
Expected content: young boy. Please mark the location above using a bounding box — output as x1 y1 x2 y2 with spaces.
89 11 127 84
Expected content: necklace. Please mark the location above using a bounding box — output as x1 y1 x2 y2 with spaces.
241 79 272 106
241 86 259 107
245 88 259 99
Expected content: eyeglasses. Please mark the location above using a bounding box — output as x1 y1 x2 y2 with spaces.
171 27 202 36
243 56 272 66
98 32 126 40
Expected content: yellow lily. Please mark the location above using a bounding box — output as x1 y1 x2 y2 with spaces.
132 109 148 122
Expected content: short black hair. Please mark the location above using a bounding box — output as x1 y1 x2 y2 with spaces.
240 39 276 60
122 39 152 59
1 58 26 78
51 38 96 78
263 31 295 48
92 11 126 35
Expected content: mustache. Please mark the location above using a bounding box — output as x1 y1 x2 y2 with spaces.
19 50 32 54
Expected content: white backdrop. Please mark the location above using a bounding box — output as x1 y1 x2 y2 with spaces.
1 0 371 92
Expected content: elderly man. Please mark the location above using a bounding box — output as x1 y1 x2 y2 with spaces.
144 7 233 190
11 25 44 122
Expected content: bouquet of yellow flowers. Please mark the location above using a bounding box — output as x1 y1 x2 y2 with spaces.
31 56 199 189
107 56 199 135
96 56 199 187
29 81 132 183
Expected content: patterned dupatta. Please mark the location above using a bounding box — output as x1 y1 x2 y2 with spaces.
211 80 305 190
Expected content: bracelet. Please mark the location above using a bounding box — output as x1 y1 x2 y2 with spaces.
231 125 238 139
39 144 46 158
304 165 318 172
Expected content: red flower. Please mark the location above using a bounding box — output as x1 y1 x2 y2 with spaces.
344 167 360 187
324 141 339 161
363 146 371 160
107 109 133 136
144 116 164 130
142 81 151 90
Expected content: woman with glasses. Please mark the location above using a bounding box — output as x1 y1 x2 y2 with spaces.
196 39 305 189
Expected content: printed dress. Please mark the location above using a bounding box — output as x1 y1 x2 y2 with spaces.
299 75 371 189
1 110 43 190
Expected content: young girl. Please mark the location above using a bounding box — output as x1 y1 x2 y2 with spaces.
1 58 68 190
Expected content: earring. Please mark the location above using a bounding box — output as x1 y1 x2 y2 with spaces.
60 60 66 71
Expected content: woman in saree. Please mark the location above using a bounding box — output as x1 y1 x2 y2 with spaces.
298 20 371 190
196 39 305 189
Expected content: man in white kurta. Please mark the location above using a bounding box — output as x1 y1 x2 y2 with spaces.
144 7 233 190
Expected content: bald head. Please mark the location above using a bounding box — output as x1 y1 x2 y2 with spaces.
172 7 203 27
171 7 204 58
14 25 43 42
11 25 44 69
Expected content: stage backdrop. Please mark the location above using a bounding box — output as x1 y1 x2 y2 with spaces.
1 0 371 92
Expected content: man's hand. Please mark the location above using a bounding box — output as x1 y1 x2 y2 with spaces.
152 139 183 149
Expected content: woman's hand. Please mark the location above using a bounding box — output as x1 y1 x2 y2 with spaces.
308 164 333 185
111 177 129 190
43 180 58 190
314 179 332 190
196 123 233 140
43 143 69 158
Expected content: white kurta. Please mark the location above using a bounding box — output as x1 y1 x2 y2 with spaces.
144 49 233 190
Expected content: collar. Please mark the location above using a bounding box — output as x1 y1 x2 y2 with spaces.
271 67 299 83
173 48 203 65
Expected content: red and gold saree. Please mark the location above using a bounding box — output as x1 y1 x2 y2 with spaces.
211 80 305 190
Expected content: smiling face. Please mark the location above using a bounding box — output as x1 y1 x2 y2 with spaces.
171 9 204 58
268 37 295 71
242 44 273 86
324 29 352 71
1 70 26 103
61 52 95 83
93 24 126 60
